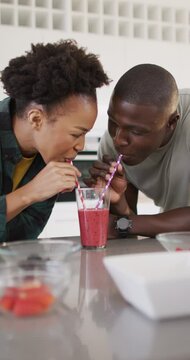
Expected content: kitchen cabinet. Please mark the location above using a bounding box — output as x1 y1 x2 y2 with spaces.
38 202 80 238
1 0 190 140
0 0 189 43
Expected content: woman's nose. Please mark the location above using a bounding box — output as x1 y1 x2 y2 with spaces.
75 135 85 152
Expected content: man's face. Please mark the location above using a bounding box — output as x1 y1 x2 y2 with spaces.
108 96 175 166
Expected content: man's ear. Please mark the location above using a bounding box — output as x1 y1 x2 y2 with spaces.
167 113 180 130
27 107 45 130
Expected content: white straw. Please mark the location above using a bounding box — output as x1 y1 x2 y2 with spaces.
69 160 86 209
96 154 123 209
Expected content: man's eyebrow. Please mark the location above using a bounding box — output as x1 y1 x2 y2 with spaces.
107 114 150 131
125 124 150 131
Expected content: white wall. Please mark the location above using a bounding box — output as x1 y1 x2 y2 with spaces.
1 0 190 137
1 0 187 237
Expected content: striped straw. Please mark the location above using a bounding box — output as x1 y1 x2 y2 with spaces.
95 154 123 209
69 160 86 209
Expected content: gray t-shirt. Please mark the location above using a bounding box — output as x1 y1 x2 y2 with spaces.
98 89 190 211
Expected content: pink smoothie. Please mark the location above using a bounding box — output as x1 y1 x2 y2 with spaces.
78 208 109 248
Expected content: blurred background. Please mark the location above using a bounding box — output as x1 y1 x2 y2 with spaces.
0 0 189 236
1 0 190 137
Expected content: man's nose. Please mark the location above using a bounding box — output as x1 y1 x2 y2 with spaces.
113 128 129 146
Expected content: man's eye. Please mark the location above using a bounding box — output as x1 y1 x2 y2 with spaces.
130 129 147 136
131 130 142 135
108 119 117 136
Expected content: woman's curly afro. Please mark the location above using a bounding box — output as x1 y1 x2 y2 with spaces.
1 39 110 112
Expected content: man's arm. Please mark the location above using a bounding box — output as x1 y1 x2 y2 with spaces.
108 183 138 238
108 184 190 238
110 182 138 216
109 206 190 238
128 207 190 237
88 146 190 238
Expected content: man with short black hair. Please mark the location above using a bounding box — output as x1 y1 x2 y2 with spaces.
86 64 190 238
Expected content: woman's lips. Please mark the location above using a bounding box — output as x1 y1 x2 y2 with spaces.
65 157 75 163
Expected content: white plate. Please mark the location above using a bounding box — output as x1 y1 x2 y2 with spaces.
103 252 190 320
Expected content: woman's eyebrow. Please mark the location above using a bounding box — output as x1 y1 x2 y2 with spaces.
75 126 88 131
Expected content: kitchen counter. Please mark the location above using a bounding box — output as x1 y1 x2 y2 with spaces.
1 236 190 360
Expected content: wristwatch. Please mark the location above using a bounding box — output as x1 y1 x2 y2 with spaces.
115 216 133 238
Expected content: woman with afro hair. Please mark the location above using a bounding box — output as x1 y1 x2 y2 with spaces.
0 39 110 241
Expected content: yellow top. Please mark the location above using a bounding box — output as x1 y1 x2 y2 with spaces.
12 156 36 191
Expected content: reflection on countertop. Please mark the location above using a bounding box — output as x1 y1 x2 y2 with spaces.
1 237 190 360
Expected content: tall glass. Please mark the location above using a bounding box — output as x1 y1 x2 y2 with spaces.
75 188 110 250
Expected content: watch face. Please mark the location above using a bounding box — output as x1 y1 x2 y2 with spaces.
117 217 129 230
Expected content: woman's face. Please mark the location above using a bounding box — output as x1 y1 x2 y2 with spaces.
32 95 97 163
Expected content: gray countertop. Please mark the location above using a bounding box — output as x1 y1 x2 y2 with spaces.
1 236 190 360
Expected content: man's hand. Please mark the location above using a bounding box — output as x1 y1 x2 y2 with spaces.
84 155 127 205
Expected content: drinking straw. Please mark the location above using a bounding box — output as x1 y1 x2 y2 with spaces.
69 160 86 209
95 154 123 209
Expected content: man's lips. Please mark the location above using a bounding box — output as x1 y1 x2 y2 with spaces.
115 148 134 159
121 154 136 164
115 151 133 159
122 154 133 158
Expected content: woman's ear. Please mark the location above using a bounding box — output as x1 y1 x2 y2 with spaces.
27 106 45 130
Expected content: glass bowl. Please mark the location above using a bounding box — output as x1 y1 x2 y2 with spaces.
0 259 70 318
0 238 81 265
156 232 190 251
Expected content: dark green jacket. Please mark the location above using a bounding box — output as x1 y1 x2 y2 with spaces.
0 98 56 242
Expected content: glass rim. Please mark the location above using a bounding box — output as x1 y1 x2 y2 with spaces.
75 187 110 192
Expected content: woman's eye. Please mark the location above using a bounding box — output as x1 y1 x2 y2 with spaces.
71 133 81 138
